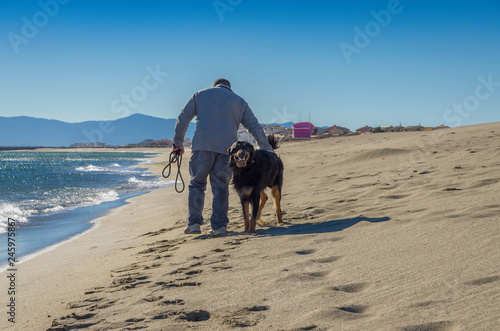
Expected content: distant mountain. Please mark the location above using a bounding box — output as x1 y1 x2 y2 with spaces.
0 114 196 147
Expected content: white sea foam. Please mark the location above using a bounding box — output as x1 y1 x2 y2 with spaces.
76 164 107 172
0 203 32 233
41 205 65 214
127 176 174 190
76 164 141 174
77 190 120 207
137 158 154 165
96 190 119 203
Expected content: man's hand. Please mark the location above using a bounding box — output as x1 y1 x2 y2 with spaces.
173 145 185 155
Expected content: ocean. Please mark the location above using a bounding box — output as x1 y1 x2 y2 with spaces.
0 151 172 268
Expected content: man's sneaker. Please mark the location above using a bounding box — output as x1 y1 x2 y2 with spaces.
208 226 226 236
184 223 201 234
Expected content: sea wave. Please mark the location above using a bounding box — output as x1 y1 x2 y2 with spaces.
0 189 120 234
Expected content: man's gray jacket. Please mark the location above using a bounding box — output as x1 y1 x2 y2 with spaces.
173 85 272 155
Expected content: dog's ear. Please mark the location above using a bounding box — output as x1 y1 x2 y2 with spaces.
228 142 237 166
228 142 238 156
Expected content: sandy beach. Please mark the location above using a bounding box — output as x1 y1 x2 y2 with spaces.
1 122 499 331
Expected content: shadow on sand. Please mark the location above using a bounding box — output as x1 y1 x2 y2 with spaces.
193 216 391 239
260 216 391 237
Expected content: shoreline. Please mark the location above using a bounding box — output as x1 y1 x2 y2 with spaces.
0 149 172 269
0 147 189 329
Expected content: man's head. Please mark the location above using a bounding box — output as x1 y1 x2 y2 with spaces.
214 78 231 88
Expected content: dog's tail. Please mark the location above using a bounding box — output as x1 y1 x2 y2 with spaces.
267 133 280 150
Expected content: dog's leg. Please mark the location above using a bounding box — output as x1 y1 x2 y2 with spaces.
256 190 268 220
249 194 260 233
241 199 250 233
271 185 284 225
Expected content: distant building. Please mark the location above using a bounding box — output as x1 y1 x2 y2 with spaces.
434 125 450 130
385 126 403 132
312 127 325 135
356 125 374 134
292 122 314 139
264 125 289 136
403 125 424 132
324 125 351 136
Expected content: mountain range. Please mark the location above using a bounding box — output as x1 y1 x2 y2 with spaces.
0 114 294 147
0 114 195 147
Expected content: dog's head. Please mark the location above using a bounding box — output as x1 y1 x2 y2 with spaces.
228 141 255 168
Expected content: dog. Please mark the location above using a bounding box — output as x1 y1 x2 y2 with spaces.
228 134 284 233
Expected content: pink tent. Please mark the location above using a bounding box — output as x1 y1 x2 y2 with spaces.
292 122 314 139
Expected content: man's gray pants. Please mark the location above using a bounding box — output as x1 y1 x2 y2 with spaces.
187 150 232 230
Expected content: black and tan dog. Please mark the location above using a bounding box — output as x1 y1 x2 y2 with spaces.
228 134 284 233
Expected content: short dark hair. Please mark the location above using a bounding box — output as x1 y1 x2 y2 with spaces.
214 78 231 87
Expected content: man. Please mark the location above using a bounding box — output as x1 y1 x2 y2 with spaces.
173 78 272 236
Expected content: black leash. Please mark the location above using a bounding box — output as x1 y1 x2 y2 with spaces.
162 150 185 193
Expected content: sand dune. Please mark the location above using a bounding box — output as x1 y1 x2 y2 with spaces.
1 122 499 330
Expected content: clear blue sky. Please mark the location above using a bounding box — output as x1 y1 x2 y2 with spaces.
1 0 499 130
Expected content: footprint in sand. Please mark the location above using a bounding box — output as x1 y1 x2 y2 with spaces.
111 263 142 273
86 299 116 311
303 304 370 322
154 280 201 289
150 309 210 322
143 295 163 302
313 237 344 244
222 305 269 327
83 287 105 295
380 194 410 200
294 249 317 255
140 225 181 237
279 270 330 282
311 256 342 264
160 299 185 305
48 312 99 331
178 310 211 322
328 282 370 293
109 274 151 291
465 275 500 286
